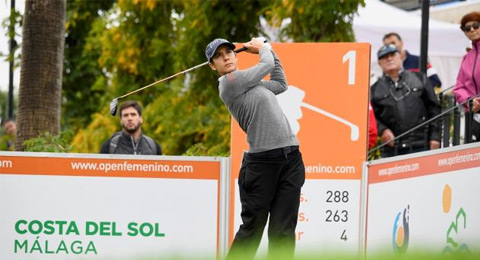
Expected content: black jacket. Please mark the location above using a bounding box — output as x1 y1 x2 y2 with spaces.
100 131 162 155
371 70 441 148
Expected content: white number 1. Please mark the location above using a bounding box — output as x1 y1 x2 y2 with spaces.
342 50 356 85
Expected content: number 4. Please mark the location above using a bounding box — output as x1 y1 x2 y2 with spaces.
340 229 348 241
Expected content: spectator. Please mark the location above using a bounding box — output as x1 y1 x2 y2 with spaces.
453 11 480 142
1 119 16 151
371 44 441 157
100 101 162 155
383 32 442 89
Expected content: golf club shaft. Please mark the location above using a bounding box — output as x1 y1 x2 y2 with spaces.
117 44 257 100
118 61 209 99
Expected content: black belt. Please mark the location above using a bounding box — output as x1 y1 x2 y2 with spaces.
250 145 299 158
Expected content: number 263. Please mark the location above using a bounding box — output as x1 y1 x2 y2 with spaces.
325 210 348 222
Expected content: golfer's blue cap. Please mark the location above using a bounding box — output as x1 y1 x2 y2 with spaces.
205 38 235 61
377 44 399 60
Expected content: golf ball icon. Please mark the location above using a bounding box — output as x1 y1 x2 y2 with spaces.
276 86 359 141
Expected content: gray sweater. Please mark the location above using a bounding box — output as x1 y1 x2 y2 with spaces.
218 47 299 153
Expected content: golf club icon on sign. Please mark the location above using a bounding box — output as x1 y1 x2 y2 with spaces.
276 86 359 141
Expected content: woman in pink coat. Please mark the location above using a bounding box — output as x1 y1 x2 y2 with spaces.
453 11 480 142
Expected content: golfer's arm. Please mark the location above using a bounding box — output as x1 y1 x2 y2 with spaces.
220 47 274 101
234 47 274 90
260 50 287 94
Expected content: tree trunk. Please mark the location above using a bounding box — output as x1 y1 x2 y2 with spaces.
16 0 66 150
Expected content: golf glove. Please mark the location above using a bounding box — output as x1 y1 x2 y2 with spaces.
255 37 272 50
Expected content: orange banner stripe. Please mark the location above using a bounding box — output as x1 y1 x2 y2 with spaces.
0 156 220 179
368 146 480 184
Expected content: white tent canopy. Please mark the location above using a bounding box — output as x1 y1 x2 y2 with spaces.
353 0 471 89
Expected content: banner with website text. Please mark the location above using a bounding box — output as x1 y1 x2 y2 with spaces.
0 152 226 260
230 43 371 254
365 143 480 255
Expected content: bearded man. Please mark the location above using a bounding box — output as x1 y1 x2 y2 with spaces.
100 101 162 155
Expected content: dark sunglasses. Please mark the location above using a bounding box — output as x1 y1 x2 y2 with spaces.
461 22 480 33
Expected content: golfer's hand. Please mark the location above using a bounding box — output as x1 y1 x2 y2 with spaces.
255 37 272 50
381 129 395 147
243 37 264 54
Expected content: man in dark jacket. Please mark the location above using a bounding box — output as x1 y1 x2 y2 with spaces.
100 101 162 155
371 44 441 157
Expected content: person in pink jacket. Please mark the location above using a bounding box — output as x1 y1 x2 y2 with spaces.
453 11 480 142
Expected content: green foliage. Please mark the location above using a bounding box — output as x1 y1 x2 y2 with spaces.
266 0 365 42
0 90 7 121
0 8 21 121
62 0 115 130
0 129 15 152
0 7 22 62
0 90 18 122
71 111 118 153
23 131 73 153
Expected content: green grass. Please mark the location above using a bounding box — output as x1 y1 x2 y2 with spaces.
124 250 479 260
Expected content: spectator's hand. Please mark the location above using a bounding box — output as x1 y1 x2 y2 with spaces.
430 140 440 150
472 98 480 113
381 129 395 147
243 37 265 54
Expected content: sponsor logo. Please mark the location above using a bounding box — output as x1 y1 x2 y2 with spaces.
392 205 409 254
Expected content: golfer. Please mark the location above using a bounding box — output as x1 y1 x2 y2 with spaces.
206 37 305 259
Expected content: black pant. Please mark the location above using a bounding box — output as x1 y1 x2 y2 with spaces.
227 146 305 260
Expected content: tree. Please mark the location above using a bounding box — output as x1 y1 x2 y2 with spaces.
266 0 365 42
15 0 66 150
62 0 115 131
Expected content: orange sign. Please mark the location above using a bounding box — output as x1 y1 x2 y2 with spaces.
231 43 371 180
0 152 224 258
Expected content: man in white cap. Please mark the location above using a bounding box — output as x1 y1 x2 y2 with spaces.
371 44 441 157
206 37 305 259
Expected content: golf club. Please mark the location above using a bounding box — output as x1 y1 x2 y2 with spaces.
109 42 262 116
